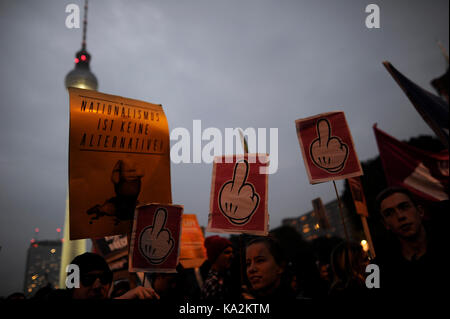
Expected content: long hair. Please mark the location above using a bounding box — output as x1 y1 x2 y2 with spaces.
329 241 366 293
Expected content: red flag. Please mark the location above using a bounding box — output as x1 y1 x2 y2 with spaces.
373 124 449 202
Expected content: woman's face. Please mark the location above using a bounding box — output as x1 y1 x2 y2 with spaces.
246 243 283 294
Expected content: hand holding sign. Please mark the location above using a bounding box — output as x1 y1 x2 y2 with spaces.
219 160 260 225
310 119 349 173
139 208 174 264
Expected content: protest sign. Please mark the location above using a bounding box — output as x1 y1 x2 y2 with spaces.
348 177 369 217
207 154 269 235
129 204 183 273
108 255 130 282
295 111 363 184
179 214 207 269
92 235 128 262
68 88 172 240
347 176 375 257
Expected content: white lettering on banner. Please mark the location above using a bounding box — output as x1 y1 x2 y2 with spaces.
107 236 127 251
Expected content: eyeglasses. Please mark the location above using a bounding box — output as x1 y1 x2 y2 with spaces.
80 271 113 286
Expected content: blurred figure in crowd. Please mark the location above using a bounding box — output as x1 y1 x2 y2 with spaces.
270 226 322 299
200 236 234 300
244 237 296 300
312 236 343 297
6 292 25 300
328 241 368 298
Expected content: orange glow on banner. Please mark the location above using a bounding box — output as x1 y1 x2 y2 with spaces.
348 177 369 217
68 88 172 240
179 214 207 269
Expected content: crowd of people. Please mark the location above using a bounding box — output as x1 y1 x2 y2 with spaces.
3 186 448 301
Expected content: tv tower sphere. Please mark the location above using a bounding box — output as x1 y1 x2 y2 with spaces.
65 49 98 90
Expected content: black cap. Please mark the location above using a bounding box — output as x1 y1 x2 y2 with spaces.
70 252 112 276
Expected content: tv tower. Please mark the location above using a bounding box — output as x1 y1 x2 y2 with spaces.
60 0 98 288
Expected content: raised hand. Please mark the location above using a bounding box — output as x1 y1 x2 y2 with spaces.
139 208 174 264
309 119 349 173
219 160 260 225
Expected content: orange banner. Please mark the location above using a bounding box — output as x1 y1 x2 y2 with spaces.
180 214 207 269
348 177 369 217
68 88 172 240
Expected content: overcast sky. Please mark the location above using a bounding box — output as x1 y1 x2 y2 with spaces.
0 0 448 296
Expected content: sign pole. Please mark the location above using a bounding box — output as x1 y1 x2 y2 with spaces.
239 129 248 291
332 180 350 243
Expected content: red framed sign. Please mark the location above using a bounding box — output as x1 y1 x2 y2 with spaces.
295 111 363 184
207 154 269 235
129 203 183 273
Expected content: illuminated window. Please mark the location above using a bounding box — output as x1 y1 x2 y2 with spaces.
303 225 311 234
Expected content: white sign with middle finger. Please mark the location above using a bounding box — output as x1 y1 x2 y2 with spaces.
218 160 260 225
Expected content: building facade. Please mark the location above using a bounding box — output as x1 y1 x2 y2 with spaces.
283 199 361 242
23 240 62 298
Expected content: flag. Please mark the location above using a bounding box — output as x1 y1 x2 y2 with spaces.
374 124 449 202
383 61 449 149
431 67 450 104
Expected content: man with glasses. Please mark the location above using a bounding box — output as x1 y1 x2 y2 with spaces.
49 252 159 300
70 252 114 299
